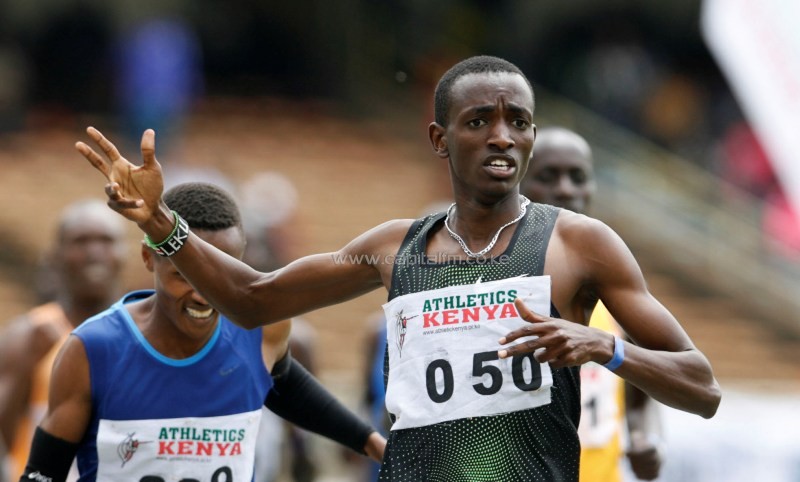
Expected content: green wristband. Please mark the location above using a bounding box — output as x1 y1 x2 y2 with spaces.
143 211 190 257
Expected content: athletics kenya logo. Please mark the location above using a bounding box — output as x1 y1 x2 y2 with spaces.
118 432 152 467
393 310 416 357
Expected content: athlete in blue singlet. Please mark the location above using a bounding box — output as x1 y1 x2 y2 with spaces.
20 183 385 481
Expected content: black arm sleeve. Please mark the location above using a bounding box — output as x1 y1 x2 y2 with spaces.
19 427 79 482
265 352 375 454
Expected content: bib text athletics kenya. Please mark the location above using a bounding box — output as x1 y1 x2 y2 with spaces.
421 289 520 328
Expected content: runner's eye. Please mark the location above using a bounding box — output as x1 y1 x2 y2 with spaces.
512 119 530 129
535 170 558 184
570 170 588 184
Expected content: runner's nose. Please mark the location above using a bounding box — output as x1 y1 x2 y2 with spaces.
488 121 515 151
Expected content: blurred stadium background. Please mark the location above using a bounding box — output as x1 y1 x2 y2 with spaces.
1 1 799 481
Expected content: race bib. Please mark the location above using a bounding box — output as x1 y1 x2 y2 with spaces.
578 362 621 448
95 410 262 481
578 301 623 447
383 276 553 430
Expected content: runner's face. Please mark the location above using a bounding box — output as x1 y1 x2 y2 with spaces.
151 227 245 339
521 143 595 214
56 214 126 299
441 72 535 201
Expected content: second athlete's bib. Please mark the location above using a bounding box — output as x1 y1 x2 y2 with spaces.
94 410 262 481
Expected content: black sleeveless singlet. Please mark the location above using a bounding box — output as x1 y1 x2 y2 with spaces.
378 202 581 482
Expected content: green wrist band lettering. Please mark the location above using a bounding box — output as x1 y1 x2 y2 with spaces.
144 210 190 257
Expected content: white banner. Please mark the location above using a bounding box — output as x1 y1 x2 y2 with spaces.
701 0 800 214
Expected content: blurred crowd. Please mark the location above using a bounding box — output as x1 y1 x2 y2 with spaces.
1 2 796 264
516 8 799 264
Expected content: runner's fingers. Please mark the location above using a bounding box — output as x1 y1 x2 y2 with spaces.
108 198 143 210
499 338 543 359
500 323 546 344
86 126 123 162
105 182 120 200
514 298 547 323
76 142 111 179
105 182 143 208
140 129 158 167
536 344 570 365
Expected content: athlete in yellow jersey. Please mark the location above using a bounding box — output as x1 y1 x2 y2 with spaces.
0 200 127 480
579 301 626 481
522 127 663 481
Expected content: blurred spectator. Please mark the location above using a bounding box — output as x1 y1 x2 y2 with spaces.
352 312 391 482
240 172 320 482
239 171 300 273
114 17 203 155
640 72 712 160
0 200 127 481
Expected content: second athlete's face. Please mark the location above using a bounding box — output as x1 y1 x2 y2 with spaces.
56 212 127 300
521 143 596 214
441 72 536 201
150 227 245 339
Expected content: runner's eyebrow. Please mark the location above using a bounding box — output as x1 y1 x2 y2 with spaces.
505 103 531 117
472 105 496 115
469 104 531 118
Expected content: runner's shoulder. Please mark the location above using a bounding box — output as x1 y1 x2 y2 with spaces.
555 210 615 245
354 218 417 252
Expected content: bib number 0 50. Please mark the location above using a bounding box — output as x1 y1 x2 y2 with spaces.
425 351 542 403
140 466 232 482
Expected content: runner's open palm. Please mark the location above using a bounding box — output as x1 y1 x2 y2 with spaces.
75 127 164 226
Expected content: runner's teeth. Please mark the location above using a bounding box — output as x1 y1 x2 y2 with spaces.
186 307 214 318
489 160 509 168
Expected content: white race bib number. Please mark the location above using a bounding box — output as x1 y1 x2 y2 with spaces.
383 276 553 430
95 410 262 481
578 362 621 448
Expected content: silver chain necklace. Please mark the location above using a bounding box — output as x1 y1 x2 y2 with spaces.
444 195 531 258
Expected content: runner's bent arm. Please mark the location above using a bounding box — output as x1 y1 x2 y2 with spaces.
0 319 35 453
261 319 293 371
503 215 720 418
261 320 386 462
576 218 720 418
20 336 91 481
36 336 91 443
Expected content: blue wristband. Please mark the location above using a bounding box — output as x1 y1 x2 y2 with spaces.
603 336 625 371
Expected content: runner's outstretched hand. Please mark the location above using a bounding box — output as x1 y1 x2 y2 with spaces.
76 127 165 227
